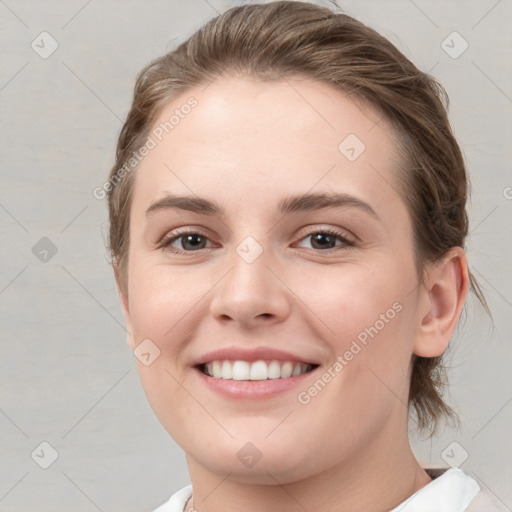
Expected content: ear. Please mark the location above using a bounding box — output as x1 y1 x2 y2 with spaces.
413 247 469 358
114 262 136 349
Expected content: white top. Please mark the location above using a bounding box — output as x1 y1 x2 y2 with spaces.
152 468 507 512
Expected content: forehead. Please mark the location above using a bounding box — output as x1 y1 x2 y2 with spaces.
131 76 406 220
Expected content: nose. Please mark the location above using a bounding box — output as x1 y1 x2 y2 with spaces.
209 250 292 328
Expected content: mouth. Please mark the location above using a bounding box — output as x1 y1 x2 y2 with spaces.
197 359 319 380
192 346 321 399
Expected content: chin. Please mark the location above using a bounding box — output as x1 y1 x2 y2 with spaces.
184 434 320 484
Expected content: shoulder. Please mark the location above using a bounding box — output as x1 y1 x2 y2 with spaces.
466 489 510 512
152 485 193 512
424 468 509 512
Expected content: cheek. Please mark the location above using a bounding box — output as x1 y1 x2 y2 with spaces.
294 260 416 394
128 261 207 342
126 263 206 441
290 264 415 447
295 260 411 339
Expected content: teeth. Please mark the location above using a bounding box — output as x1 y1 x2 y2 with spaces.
291 363 302 377
212 361 222 379
202 360 313 380
221 360 232 379
267 360 281 379
249 360 268 381
281 361 293 378
232 361 250 380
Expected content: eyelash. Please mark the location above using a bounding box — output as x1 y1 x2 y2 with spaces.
157 226 355 255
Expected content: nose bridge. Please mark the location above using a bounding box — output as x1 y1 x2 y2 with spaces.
224 236 274 302
230 243 269 292
209 235 290 325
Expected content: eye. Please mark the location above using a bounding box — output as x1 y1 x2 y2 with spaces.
158 227 354 254
158 229 215 253
296 228 354 251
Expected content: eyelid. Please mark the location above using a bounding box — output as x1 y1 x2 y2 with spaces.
157 224 356 256
157 226 217 251
297 225 356 245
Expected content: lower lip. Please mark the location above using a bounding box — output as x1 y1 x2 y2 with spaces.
194 366 317 399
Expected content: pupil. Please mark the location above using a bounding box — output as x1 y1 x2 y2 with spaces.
183 234 205 250
312 233 334 249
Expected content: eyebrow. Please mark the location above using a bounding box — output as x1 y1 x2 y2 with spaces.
145 192 378 219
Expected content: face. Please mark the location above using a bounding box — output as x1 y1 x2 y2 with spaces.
121 76 427 483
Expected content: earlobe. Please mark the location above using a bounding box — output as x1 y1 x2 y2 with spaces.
413 247 469 358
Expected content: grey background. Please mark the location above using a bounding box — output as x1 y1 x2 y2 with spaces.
0 0 511 510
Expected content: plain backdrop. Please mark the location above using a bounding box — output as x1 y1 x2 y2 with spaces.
0 1 511 511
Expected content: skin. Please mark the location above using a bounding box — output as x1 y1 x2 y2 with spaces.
117 76 469 512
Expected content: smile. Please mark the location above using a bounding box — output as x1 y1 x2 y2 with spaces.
200 360 317 380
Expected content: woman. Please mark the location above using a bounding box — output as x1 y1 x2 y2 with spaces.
105 2 505 510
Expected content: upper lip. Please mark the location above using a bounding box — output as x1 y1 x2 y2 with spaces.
193 347 320 366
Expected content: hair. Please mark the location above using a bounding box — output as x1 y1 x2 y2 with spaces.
107 0 488 433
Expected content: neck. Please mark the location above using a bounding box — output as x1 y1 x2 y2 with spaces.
186 418 431 512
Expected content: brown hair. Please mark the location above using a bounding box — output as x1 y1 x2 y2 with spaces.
107 1 487 433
